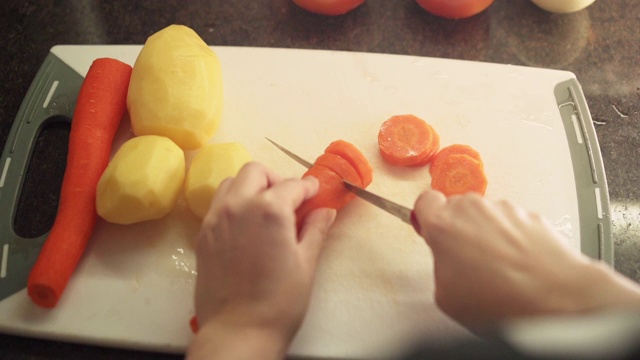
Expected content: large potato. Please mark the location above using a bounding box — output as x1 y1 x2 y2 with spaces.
127 25 223 150
96 135 185 224
185 142 252 218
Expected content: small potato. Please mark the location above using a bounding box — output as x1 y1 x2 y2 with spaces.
185 142 252 218
127 24 223 150
97 135 185 224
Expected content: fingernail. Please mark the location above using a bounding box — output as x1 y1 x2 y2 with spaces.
410 211 421 234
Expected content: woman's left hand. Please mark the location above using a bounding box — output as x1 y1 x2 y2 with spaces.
189 162 336 359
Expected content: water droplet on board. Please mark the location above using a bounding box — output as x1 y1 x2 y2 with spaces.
554 215 573 239
171 247 197 276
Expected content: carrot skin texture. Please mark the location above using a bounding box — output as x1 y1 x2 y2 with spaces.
27 58 132 308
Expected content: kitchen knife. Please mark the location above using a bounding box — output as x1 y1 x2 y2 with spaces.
266 138 414 225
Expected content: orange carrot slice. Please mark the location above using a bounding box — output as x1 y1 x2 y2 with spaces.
430 153 487 196
27 58 132 308
430 144 482 172
324 140 373 186
378 114 440 167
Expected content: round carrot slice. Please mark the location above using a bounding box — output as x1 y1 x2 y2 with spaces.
324 140 373 186
378 114 440 167
430 154 487 196
430 144 482 171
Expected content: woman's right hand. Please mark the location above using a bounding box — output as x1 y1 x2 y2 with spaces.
412 190 640 329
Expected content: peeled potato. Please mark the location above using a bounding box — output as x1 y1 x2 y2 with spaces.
97 135 185 225
185 142 252 218
127 24 223 150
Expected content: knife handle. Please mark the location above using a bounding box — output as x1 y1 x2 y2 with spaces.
0 52 83 301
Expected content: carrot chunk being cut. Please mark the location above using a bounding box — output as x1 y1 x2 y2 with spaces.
378 114 440 167
296 139 372 227
324 139 373 186
430 153 487 196
296 165 356 226
314 152 364 188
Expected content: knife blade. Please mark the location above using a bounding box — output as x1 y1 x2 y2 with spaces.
266 138 414 225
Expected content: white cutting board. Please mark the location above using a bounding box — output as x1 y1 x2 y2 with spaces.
0 46 593 358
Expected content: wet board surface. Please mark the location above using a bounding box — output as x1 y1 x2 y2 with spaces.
0 45 610 359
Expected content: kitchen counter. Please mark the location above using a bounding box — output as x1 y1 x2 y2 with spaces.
0 0 638 358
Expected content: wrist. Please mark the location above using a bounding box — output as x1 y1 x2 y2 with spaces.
186 318 292 360
583 261 640 310
552 259 640 315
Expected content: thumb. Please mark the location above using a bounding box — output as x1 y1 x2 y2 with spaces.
298 208 337 268
413 189 447 244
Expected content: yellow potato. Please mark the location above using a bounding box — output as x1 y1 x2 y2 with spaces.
185 142 252 218
96 135 185 224
127 24 223 150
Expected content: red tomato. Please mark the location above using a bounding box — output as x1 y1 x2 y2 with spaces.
416 0 495 19
292 0 366 16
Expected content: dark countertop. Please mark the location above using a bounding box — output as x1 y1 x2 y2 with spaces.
0 0 638 358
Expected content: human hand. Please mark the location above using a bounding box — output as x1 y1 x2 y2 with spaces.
188 162 336 359
412 190 640 330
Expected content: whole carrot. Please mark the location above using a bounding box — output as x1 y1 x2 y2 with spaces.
27 58 132 308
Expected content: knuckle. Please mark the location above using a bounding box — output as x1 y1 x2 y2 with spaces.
255 195 288 222
218 199 244 222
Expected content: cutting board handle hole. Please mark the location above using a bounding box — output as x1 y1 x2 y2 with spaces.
13 116 70 239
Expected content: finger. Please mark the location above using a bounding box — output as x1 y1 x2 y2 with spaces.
496 199 530 225
203 176 235 219
414 189 447 215
265 176 319 210
228 162 284 198
298 208 336 269
412 189 447 236
214 176 235 201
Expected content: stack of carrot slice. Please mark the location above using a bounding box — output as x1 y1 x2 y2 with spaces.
378 114 440 167
429 144 487 196
296 140 373 226
377 114 487 197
